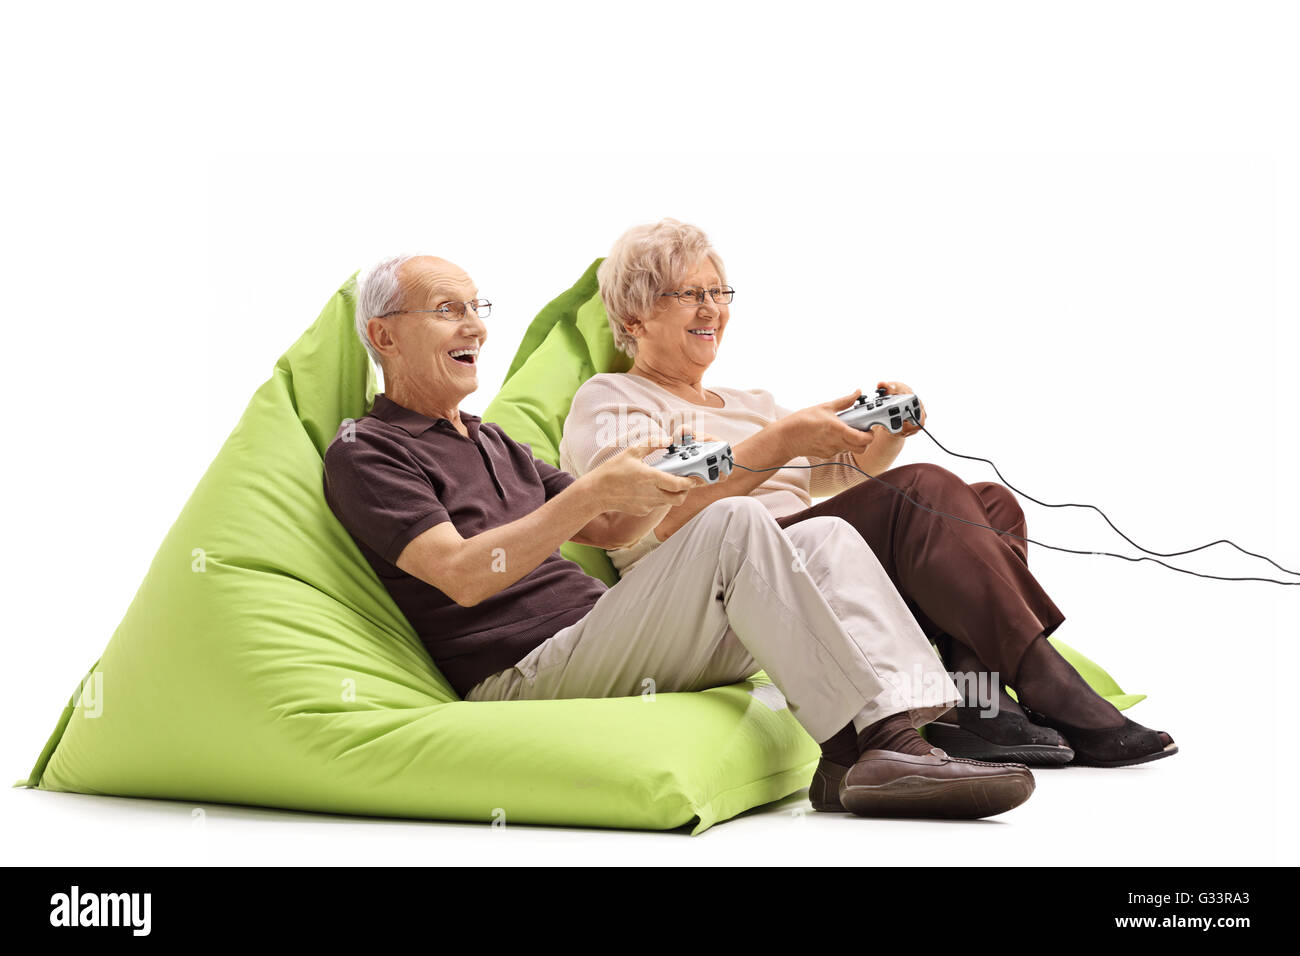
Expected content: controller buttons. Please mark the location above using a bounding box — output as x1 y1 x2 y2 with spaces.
708 465 719 481
890 416 903 429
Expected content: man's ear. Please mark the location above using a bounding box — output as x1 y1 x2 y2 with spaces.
367 316 398 361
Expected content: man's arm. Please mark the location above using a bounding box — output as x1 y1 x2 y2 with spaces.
396 473 608 606
570 506 673 550
533 450 672 551
647 419 799 540
569 422 801 546
398 444 694 605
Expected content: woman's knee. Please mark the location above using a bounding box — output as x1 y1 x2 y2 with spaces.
889 462 965 499
972 481 1024 522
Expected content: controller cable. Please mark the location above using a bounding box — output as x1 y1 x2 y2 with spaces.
730 423 1298 586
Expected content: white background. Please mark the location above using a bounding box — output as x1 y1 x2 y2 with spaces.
1 1 1296 865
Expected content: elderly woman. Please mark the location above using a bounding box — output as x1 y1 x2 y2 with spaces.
560 219 1177 784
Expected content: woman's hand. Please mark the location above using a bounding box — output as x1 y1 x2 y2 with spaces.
876 380 927 437
778 389 876 459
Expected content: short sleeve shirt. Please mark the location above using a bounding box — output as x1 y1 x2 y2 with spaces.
322 394 607 697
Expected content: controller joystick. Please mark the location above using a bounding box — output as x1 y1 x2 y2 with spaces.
837 389 923 434
648 433 734 484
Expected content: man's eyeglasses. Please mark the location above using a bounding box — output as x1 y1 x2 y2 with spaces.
660 287 736 307
377 299 492 321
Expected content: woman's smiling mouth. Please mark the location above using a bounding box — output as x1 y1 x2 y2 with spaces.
687 327 717 340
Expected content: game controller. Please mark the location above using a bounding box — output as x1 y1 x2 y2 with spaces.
648 434 734 484
837 387 923 434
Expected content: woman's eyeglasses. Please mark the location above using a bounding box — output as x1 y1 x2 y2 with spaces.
660 287 735 307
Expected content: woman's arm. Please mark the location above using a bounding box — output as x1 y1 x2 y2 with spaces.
652 387 876 537
849 431 906 477
845 380 926 479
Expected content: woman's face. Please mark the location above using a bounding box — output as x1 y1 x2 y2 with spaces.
633 257 729 377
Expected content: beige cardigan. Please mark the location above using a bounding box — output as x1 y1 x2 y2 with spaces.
559 372 865 574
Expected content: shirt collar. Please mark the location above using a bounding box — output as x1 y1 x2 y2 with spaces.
369 393 482 439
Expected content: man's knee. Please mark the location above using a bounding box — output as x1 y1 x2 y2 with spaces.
690 497 797 575
784 515 859 549
785 516 871 572
683 496 780 554
695 495 771 530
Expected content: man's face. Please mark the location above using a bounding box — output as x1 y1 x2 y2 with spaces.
379 256 488 395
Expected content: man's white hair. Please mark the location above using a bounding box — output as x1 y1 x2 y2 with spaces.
354 254 422 366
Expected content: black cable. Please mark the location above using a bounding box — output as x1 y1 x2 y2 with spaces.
730 429 1299 586
915 424 1300 578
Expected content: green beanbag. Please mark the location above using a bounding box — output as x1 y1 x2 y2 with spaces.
18 272 822 834
482 260 1146 713
485 259 630 586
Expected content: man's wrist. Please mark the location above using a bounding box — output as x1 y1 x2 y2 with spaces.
568 472 609 519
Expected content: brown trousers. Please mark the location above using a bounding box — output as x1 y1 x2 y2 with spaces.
776 462 1066 684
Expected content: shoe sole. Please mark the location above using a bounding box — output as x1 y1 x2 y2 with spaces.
840 771 1035 820
809 797 851 813
925 722 1075 767
1069 742 1179 769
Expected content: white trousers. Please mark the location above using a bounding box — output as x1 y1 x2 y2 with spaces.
466 497 960 742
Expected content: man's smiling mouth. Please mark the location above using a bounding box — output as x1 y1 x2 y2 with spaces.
449 347 478 365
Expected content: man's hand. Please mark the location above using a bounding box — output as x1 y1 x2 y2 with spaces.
584 438 698 515
876 380 927 437
779 389 876 459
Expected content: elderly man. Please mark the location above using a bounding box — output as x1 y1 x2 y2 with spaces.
321 254 1036 820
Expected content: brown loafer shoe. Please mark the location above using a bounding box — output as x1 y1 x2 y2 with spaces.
839 747 1035 819
809 757 852 812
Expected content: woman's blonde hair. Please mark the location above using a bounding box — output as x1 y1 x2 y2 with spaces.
598 219 728 357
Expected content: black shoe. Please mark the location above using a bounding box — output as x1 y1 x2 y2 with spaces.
1024 709 1178 768
925 704 1075 766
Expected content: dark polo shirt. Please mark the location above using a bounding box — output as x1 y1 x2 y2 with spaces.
322 394 607 697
